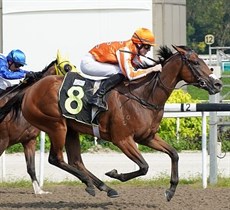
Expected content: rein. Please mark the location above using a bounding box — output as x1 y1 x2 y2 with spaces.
0 81 27 101
119 49 159 64
117 73 163 110
0 59 69 101
116 49 204 110
157 51 205 90
182 53 206 87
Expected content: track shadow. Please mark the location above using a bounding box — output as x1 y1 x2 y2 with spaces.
0 201 157 209
0 201 113 209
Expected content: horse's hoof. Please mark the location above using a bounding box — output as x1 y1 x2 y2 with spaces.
105 169 118 178
36 190 52 195
85 187 96 197
165 189 174 202
107 189 119 198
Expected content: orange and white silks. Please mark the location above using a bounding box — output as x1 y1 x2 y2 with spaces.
89 40 150 80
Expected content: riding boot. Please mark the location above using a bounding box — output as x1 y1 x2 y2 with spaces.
89 74 125 110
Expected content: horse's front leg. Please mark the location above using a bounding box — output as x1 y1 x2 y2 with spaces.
141 134 179 202
105 136 149 181
65 130 118 198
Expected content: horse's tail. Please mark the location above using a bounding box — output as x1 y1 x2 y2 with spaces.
0 92 25 123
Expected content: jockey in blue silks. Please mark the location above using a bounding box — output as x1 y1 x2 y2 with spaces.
0 49 29 93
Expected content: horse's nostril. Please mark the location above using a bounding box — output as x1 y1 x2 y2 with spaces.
215 82 223 89
199 81 206 87
215 80 223 88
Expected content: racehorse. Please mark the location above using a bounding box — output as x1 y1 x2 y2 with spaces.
0 45 222 201
0 51 76 194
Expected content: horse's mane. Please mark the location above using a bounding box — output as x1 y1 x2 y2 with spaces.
118 45 182 89
41 60 56 74
176 45 191 51
156 45 193 65
156 45 174 64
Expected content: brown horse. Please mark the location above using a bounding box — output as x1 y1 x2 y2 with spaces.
0 52 76 194
0 45 222 201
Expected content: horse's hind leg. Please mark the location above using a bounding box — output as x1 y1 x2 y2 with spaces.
141 134 179 202
47 129 95 196
22 139 50 194
65 130 119 198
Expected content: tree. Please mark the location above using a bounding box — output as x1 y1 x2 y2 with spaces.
187 0 230 53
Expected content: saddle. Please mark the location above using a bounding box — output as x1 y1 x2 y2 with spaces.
59 71 107 125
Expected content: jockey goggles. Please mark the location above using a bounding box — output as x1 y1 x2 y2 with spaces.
14 62 24 68
143 45 151 50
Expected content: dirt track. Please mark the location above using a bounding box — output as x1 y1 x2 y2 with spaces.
0 184 229 210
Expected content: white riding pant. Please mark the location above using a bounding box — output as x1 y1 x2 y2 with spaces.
80 53 121 77
0 77 12 90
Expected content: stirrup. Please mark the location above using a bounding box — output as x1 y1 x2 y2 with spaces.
90 97 107 111
94 101 107 111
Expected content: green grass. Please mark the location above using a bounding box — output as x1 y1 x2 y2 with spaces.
187 86 209 100
108 176 230 188
0 176 229 188
187 71 230 100
220 72 230 100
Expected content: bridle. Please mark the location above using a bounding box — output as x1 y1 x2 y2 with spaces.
158 50 208 91
54 61 71 76
181 50 207 87
118 49 211 110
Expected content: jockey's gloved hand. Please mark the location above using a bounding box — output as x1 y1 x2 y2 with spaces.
24 71 43 83
24 72 37 83
33 71 43 80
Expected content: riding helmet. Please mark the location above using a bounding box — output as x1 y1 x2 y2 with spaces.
6 49 27 65
131 28 156 46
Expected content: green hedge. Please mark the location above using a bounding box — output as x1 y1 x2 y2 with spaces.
157 90 205 151
6 90 230 153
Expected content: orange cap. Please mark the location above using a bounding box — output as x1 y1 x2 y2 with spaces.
131 28 156 46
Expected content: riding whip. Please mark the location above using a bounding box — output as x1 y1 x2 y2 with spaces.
0 78 29 101
119 49 158 63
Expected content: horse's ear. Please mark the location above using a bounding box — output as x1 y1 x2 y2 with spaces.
171 45 186 55
56 49 69 65
57 49 62 64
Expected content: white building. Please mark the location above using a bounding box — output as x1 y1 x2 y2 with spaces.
0 0 186 72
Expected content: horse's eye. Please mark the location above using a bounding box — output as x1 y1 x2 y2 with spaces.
193 60 199 65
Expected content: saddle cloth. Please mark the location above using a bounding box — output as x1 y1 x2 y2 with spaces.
59 72 104 125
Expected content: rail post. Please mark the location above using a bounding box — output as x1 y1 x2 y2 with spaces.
201 112 208 188
209 94 219 184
